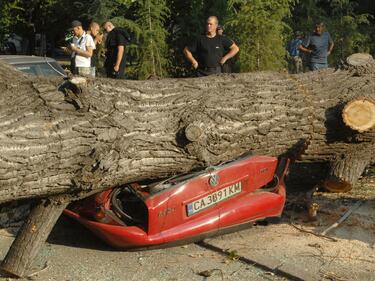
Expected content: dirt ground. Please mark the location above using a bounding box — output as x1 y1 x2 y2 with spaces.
0 176 374 281
204 189 375 281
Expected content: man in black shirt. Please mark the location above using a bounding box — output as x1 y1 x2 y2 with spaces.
103 21 128 79
184 16 239 76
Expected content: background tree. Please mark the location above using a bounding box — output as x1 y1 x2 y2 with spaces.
1 0 375 75
226 0 295 72
205 0 229 21
0 0 22 47
166 0 205 77
134 0 170 79
326 0 371 62
88 0 122 23
290 0 372 66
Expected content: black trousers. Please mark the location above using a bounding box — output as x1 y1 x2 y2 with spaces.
105 60 126 79
196 66 222 77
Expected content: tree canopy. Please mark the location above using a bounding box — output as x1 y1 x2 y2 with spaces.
1 0 374 78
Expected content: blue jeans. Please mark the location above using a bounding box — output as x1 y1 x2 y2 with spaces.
310 62 328 71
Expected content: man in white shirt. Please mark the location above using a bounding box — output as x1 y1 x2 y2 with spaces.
63 20 96 77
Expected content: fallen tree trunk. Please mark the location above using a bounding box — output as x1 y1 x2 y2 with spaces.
0 55 374 203
0 53 374 276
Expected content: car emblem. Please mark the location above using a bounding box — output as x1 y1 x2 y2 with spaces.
209 174 220 187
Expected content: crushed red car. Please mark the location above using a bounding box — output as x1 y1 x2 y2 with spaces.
64 155 289 249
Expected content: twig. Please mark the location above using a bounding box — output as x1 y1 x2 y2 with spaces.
290 222 338 242
321 201 362 235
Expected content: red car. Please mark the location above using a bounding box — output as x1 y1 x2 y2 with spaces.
64 155 289 249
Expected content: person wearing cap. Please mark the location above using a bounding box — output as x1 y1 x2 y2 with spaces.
102 21 129 79
183 16 239 76
299 22 334 71
287 31 304 74
62 20 96 77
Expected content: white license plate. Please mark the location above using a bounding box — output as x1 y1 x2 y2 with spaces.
186 181 242 216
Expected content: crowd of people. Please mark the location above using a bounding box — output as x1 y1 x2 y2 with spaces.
62 20 130 79
63 17 334 79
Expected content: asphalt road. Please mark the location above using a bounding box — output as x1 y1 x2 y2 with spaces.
0 216 284 281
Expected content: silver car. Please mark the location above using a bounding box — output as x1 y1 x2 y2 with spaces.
0 55 66 77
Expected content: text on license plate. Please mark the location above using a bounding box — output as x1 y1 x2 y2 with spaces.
186 181 242 216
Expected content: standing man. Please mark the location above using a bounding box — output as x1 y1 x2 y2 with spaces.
287 31 303 74
89 22 103 46
62 20 95 77
88 22 103 76
183 16 239 76
299 22 334 71
102 21 128 79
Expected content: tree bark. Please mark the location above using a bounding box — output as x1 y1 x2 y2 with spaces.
324 143 374 192
0 53 374 277
0 54 374 204
0 195 69 277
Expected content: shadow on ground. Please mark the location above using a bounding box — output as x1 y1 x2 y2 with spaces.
47 216 114 251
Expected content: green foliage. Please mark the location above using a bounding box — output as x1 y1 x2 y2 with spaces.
291 0 324 29
166 0 205 76
326 0 372 61
134 0 170 79
86 0 121 23
2 0 375 77
0 0 22 44
290 0 372 66
227 0 295 72
204 0 230 24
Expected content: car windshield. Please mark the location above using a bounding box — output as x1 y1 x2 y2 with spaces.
14 61 65 77
15 65 38 75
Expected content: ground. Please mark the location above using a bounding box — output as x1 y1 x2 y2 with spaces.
0 174 374 281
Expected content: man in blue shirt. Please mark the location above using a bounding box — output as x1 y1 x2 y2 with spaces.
287 31 303 73
299 22 334 71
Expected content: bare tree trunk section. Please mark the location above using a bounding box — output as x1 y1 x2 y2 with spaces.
342 97 375 132
0 195 69 278
324 144 375 192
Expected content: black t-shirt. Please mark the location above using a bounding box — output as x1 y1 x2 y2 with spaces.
187 35 234 68
105 27 128 66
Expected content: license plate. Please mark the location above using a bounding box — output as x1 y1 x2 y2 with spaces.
186 181 242 216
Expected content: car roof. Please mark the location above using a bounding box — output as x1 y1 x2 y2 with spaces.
0 55 57 64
